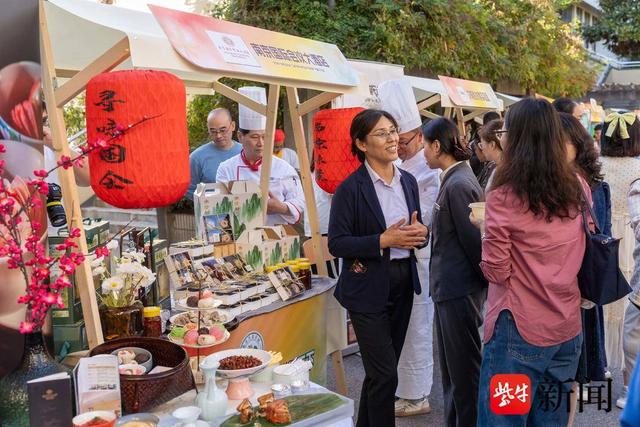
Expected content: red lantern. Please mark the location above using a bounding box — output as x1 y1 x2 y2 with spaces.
313 107 363 194
86 70 189 208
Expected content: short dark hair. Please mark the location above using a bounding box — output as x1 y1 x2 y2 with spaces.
600 114 640 157
421 117 471 161
483 111 500 125
478 119 504 151
350 109 398 163
552 97 577 115
594 123 603 131
238 128 250 136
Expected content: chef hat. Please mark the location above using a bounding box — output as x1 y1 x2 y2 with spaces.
238 86 267 130
377 78 422 133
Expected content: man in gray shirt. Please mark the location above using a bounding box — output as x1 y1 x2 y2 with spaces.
187 108 242 198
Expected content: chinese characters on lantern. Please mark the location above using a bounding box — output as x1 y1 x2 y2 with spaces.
93 90 133 190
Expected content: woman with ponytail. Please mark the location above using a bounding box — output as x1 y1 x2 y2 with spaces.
423 117 486 427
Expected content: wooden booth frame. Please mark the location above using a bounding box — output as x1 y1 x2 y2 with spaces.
39 0 364 394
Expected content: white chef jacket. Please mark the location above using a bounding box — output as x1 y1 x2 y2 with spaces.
396 150 440 400
277 147 300 171
216 154 305 226
400 151 440 229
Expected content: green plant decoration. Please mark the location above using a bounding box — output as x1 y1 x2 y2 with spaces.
289 238 301 260
241 193 262 222
232 214 246 241
245 246 263 271
214 196 233 215
269 242 283 266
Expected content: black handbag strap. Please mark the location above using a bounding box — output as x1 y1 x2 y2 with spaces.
577 178 601 236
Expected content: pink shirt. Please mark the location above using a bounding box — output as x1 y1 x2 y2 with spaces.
480 180 591 347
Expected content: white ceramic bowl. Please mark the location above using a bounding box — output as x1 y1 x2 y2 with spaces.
72 411 116 427
272 364 310 385
118 364 147 376
205 348 272 379
111 347 153 373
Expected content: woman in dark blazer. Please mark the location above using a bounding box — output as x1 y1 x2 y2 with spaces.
329 109 428 427
422 117 486 427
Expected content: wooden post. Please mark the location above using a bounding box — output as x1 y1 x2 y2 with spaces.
259 84 280 216
39 0 104 347
455 108 466 141
285 87 327 277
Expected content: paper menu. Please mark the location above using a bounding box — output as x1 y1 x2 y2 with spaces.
75 355 122 416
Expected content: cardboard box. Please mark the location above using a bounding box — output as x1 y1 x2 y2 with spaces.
53 320 87 355
194 181 264 244
234 228 281 272
261 225 302 262
49 219 109 324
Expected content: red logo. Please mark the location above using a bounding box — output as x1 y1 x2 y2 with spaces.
490 374 532 415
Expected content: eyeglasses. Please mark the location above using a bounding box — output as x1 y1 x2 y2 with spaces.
493 129 508 137
209 127 230 135
398 131 420 146
368 127 399 140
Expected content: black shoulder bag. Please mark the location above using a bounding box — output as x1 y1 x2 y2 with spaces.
577 183 632 305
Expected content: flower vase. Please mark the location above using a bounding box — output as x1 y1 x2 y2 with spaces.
197 358 228 421
0 331 67 426
99 301 144 340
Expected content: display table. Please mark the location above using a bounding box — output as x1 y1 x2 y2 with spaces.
180 277 337 384
153 381 354 426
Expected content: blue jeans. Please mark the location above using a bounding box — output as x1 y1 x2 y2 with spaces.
477 310 583 427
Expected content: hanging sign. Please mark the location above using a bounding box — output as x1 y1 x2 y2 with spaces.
149 5 359 88
439 75 501 110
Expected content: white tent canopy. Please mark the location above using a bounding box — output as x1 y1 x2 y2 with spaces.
45 0 368 96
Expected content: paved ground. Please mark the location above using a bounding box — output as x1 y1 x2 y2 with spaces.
326 346 624 426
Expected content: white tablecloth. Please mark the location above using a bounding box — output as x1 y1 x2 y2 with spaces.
154 381 353 427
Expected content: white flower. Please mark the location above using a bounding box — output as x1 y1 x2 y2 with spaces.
101 276 124 293
92 266 106 276
90 256 105 268
116 262 139 275
122 251 146 263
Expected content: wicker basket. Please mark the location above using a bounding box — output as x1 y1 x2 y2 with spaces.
89 337 195 414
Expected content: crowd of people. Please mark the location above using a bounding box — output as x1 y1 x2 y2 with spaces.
186 82 640 427
328 87 640 427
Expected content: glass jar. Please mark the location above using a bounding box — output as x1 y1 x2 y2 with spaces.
143 306 162 337
298 262 312 290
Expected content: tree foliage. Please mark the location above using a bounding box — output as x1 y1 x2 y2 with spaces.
207 0 595 98
583 0 640 60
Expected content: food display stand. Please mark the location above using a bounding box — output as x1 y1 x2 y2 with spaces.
40 0 368 413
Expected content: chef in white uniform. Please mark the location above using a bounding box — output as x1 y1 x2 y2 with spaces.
216 86 305 226
378 78 440 417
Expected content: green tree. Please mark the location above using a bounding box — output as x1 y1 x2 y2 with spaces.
583 0 640 60
63 93 86 138
207 0 595 97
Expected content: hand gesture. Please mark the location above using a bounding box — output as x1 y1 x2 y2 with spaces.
380 211 428 250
